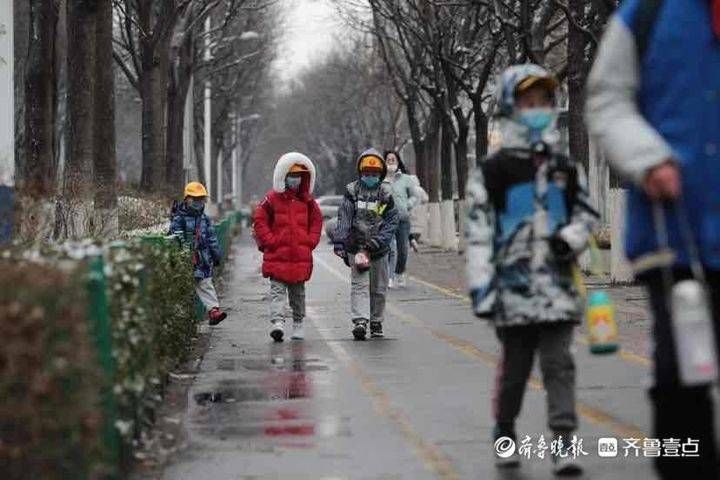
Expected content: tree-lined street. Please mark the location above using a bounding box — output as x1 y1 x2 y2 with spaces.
139 235 662 479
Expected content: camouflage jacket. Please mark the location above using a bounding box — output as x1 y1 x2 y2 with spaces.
465 146 599 327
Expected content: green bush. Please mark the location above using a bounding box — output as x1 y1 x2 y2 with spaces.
0 213 236 478
0 261 105 480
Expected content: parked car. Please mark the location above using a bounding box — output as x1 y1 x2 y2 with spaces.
316 195 344 220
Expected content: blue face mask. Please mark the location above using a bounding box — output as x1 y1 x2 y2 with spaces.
518 108 556 135
286 176 302 190
361 175 380 188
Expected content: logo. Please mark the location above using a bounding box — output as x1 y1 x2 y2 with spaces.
494 436 516 458
598 437 618 458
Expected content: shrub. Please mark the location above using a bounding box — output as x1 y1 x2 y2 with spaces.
0 261 105 480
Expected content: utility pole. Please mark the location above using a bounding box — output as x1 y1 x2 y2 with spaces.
203 16 212 199
230 113 238 209
183 75 194 184
0 2 14 244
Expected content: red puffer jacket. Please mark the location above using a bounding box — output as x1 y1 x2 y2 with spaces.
253 155 322 284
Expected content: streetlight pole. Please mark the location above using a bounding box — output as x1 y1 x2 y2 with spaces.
232 114 260 209
0 2 14 244
203 16 212 200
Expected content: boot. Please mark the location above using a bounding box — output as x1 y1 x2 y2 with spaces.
270 321 284 342
208 307 227 326
352 319 368 341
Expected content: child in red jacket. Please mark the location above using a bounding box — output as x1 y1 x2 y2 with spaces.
253 152 322 342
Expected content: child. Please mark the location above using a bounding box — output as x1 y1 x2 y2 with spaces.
169 182 227 326
253 152 322 342
464 65 598 474
333 149 399 340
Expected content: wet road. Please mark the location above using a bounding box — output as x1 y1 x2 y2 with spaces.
160 235 659 479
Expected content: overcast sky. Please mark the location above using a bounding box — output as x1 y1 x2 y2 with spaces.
274 0 341 84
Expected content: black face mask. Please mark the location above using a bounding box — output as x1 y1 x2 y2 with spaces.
188 200 205 214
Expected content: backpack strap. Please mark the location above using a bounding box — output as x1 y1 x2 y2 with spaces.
635 0 664 60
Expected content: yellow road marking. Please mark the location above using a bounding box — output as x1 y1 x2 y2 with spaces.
310 257 460 480
315 254 646 440
408 274 652 367
389 305 645 439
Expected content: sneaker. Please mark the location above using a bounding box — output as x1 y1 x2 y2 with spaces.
552 455 583 476
388 277 396 289
551 431 583 476
352 320 367 341
270 321 284 342
208 307 227 326
291 322 304 340
493 434 520 469
369 321 384 338
396 274 407 288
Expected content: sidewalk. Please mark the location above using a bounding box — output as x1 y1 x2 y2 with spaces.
406 246 652 364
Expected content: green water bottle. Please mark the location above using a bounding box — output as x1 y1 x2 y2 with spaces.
587 291 619 355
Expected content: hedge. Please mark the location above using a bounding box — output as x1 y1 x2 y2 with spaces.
0 212 238 479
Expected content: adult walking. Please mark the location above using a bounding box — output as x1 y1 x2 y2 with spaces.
586 1 720 478
384 150 419 288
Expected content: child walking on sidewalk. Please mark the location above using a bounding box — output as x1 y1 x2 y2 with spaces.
170 182 227 326
253 152 322 342
464 65 598 475
333 149 399 340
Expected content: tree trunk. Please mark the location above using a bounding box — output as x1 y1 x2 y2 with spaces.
24 0 57 198
139 21 170 192
63 0 97 238
166 34 193 193
93 0 117 235
567 0 590 169
473 98 489 161
423 111 440 204
454 115 469 200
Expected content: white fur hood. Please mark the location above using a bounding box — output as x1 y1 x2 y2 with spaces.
272 152 316 194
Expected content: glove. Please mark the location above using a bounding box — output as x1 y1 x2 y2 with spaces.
470 286 492 318
549 234 574 263
213 257 221 267
366 238 381 253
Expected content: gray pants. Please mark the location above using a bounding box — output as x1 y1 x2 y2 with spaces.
195 277 220 310
349 253 389 323
270 279 305 324
493 323 577 433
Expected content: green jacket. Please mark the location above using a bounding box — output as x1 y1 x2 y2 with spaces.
385 172 418 220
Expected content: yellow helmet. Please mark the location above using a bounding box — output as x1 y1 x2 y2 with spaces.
289 163 309 173
359 155 384 172
184 181 208 198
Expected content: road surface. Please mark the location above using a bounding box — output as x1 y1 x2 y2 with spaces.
157 234 662 479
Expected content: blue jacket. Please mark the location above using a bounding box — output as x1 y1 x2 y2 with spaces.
169 204 222 279
586 0 720 269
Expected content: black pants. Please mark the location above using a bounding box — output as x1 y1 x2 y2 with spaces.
643 269 720 479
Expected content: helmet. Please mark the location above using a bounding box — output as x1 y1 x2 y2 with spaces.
289 163 309 173
184 181 208 198
496 64 558 117
359 155 384 172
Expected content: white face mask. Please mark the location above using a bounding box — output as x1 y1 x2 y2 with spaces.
387 164 398 174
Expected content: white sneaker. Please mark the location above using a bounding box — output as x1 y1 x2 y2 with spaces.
291 322 304 340
270 321 284 342
396 273 407 288
552 455 583 476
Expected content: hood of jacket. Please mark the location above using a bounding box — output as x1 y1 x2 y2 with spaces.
356 148 387 181
272 152 316 194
